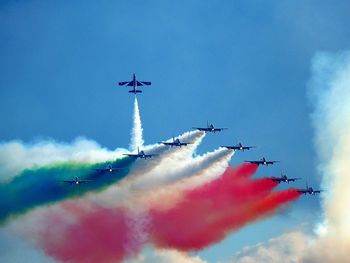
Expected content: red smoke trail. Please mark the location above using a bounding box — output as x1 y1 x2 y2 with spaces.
206 189 303 241
34 164 301 262
148 164 281 250
38 203 144 263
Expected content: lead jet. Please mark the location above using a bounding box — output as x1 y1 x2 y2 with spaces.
193 121 227 133
93 165 123 174
270 172 301 184
63 176 93 185
297 183 322 195
123 147 157 159
160 137 193 147
245 157 279 166
221 142 256 151
118 73 151 94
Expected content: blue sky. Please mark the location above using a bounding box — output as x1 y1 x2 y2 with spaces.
1 1 350 262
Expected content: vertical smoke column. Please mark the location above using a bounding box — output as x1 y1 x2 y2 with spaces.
304 51 350 261
130 96 144 151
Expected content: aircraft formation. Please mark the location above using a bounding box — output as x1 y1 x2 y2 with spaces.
65 73 322 195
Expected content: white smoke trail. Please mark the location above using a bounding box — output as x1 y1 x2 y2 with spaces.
0 138 126 182
84 131 208 206
130 97 144 151
127 130 206 177
85 144 234 209
130 148 234 210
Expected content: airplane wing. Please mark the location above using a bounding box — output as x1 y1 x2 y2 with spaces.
267 161 279 164
161 142 173 146
243 146 256 150
314 190 322 194
244 160 260 164
78 180 93 184
127 80 135 86
214 128 227 131
140 81 151 85
297 189 308 194
63 180 75 184
271 177 282 182
143 154 158 158
288 178 301 182
193 127 206 131
118 81 129 86
136 81 144 86
94 168 108 172
123 153 138 157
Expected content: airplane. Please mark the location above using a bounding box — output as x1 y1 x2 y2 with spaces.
244 157 279 166
297 182 323 195
93 165 123 174
221 142 256 151
193 121 227 133
123 147 157 159
63 176 93 185
160 137 193 147
118 73 151 94
270 172 301 184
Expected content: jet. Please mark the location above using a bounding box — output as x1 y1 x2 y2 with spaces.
123 147 157 159
160 137 193 147
93 165 123 174
118 73 151 94
270 172 301 184
244 157 279 166
193 121 227 133
297 183 322 195
63 176 93 185
221 142 256 151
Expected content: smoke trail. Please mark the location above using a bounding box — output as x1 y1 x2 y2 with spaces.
149 188 301 251
148 164 292 251
0 156 135 224
130 97 144 151
26 164 301 262
0 138 126 182
85 145 232 209
39 203 142 263
120 147 236 212
126 130 206 178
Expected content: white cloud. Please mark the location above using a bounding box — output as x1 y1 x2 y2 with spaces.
129 248 207 263
231 231 308 263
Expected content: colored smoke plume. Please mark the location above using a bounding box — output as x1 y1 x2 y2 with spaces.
149 165 301 251
29 164 301 262
0 156 135 224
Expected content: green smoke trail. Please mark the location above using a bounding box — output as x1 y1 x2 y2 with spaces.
0 156 135 224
